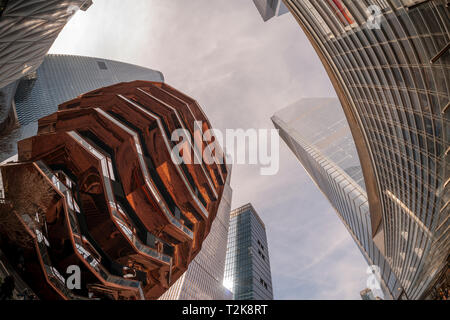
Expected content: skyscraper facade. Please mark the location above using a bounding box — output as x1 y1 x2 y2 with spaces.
278 0 449 299
0 0 93 133
0 80 229 300
273 98 396 299
252 0 289 22
0 0 93 89
159 167 233 300
0 54 164 162
224 203 273 300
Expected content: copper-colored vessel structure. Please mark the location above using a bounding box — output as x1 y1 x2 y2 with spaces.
0 80 228 300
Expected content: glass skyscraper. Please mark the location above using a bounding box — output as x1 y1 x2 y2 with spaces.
0 0 93 89
273 98 396 299
252 0 289 22
0 0 93 134
224 203 273 300
159 166 233 300
0 54 164 162
274 0 449 299
274 98 366 188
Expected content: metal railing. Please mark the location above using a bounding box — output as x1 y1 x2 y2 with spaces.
36 161 145 299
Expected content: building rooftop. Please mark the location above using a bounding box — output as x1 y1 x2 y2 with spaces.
230 203 266 229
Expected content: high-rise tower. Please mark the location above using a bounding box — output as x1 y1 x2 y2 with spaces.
224 203 273 300
0 1 93 134
0 0 93 89
273 98 395 299
273 0 449 299
252 0 290 21
0 54 164 163
159 166 233 300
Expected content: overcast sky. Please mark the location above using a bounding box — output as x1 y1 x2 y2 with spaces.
50 0 369 299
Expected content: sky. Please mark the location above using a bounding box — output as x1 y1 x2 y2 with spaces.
49 0 369 299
